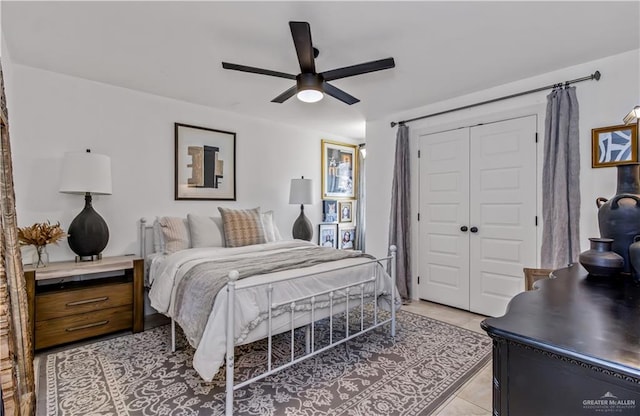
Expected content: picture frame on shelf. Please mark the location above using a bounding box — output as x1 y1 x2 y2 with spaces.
339 200 353 223
321 140 357 199
175 123 236 200
318 223 338 248
338 225 356 250
591 123 638 168
322 200 338 223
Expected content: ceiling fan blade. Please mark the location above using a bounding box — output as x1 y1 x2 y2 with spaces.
222 62 296 80
271 85 298 103
289 21 316 73
321 58 395 81
323 82 359 105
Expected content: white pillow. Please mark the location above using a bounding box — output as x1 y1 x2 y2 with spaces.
262 211 280 243
273 222 283 241
187 214 225 248
156 216 190 254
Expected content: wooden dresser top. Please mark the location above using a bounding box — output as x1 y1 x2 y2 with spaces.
24 255 141 281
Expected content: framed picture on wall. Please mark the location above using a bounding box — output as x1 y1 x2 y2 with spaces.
322 200 338 223
339 200 353 223
175 123 236 200
338 225 356 250
319 223 338 248
591 124 638 168
321 140 357 199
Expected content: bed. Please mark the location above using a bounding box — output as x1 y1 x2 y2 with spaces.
140 208 399 415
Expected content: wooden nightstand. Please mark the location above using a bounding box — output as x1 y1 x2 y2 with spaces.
24 255 144 350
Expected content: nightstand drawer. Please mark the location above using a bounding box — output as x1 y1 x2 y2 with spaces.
35 281 132 322
34 305 132 349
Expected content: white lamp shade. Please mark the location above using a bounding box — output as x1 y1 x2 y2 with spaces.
59 151 113 195
289 178 313 205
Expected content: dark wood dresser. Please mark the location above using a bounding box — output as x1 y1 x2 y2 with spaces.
481 264 640 416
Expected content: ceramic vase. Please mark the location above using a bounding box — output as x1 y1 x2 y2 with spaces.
578 238 624 277
629 235 640 281
596 163 640 274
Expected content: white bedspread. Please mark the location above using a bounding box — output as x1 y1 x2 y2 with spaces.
148 240 397 381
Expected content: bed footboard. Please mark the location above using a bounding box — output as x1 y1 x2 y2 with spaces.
224 246 397 416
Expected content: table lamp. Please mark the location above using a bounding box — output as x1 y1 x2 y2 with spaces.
289 177 313 241
59 149 112 261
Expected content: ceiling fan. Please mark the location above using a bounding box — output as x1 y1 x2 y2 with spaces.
222 21 395 105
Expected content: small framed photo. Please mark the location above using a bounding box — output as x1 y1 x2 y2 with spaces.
339 201 353 223
175 123 236 200
338 225 356 250
322 200 338 223
592 124 638 168
318 224 338 248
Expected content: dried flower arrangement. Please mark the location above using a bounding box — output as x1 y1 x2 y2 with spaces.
18 221 66 247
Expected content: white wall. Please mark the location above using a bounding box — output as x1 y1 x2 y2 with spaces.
366 49 640 299
4 62 358 263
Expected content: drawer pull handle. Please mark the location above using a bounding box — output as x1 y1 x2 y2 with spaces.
66 296 109 307
65 320 109 332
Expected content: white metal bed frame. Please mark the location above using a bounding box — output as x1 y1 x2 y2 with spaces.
140 218 397 416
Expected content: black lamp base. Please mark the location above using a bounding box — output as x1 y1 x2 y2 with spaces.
75 253 103 263
292 204 313 241
67 193 109 261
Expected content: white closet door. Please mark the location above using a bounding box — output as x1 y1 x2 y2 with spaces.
418 128 470 309
469 115 537 316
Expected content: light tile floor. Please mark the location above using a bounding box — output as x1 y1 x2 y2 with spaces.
402 300 493 416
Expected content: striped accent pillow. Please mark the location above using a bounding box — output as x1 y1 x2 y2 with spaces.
218 207 267 247
157 216 191 253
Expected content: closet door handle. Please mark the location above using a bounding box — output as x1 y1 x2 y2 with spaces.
470 226 479 233
460 226 468 232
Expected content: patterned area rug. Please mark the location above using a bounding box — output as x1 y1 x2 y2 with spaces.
38 310 491 416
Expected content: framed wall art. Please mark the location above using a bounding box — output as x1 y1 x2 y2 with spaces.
338 225 356 250
591 123 638 168
318 223 338 248
339 200 353 223
322 200 338 223
321 140 357 199
175 123 236 200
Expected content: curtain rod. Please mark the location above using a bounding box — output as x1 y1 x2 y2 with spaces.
390 71 601 128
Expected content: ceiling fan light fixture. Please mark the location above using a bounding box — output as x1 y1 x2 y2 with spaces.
297 89 323 103
296 73 324 103
221 22 395 105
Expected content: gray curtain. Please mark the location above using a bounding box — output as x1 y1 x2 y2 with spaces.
541 86 581 269
388 124 411 300
355 144 366 251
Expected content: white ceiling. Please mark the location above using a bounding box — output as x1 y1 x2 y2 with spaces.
3 1 639 139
